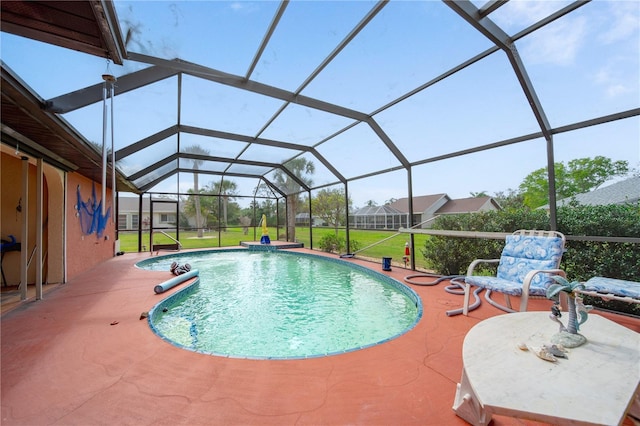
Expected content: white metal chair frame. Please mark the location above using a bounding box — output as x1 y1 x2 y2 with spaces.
462 230 566 315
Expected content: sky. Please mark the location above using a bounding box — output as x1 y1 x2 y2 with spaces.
1 0 638 209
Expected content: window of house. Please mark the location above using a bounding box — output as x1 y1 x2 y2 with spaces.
160 213 176 223
118 215 127 229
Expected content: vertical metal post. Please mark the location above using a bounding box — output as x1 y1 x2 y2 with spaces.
217 194 222 247
545 135 558 231
101 79 108 216
149 196 154 252
115 192 119 241
36 158 43 300
63 172 68 284
20 156 29 300
284 196 289 242
101 73 116 217
175 199 180 244
307 191 313 249
276 197 280 242
344 182 350 254
252 196 257 241
137 193 143 252
407 166 415 270
110 80 116 223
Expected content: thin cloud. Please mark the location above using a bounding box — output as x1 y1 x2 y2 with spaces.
521 17 586 66
229 2 259 14
598 1 639 44
494 1 570 30
593 61 636 99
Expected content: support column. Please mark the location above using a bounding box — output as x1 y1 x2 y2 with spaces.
36 158 43 300
20 156 29 301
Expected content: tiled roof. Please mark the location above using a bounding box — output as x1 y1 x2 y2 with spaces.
388 194 448 214
557 176 640 207
435 196 500 214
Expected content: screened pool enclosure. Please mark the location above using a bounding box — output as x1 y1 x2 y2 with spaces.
350 205 409 230
1 0 638 253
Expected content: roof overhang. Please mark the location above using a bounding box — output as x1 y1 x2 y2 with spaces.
1 63 138 193
0 0 126 65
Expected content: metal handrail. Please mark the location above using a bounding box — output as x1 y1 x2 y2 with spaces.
151 230 182 251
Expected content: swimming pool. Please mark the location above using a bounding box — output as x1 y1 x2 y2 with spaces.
138 249 422 359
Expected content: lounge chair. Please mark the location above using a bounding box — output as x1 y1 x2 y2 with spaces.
576 277 640 305
461 230 566 315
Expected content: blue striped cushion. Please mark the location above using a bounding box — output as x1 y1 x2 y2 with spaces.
465 234 564 295
466 275 550 296
496 235 563 288
584 277 640 299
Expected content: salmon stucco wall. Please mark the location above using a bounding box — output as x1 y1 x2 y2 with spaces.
66 173 116 280
1 154 39 285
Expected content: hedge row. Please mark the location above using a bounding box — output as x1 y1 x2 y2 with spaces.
421 204 640 282
421 204 640 316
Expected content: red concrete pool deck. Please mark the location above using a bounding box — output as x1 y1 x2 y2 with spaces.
2 247 639 426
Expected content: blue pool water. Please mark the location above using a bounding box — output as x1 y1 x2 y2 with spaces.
137 250 422 359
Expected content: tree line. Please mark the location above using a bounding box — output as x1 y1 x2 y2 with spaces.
180 152 635 240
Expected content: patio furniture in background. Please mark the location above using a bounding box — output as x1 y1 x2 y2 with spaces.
460 230 566 315
576 276 640 305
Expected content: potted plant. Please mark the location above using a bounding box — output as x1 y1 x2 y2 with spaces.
546 275 592 348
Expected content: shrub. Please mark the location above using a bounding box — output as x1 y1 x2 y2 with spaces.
318 232 360 254
420 203 640 315
318 233 343 253
421 209 549 275
557 203 640 282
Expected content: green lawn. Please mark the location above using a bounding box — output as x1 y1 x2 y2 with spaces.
117 226 432 270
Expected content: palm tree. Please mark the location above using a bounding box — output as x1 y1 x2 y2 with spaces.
184 144 209 238
273 158 314 242
213 179 237 231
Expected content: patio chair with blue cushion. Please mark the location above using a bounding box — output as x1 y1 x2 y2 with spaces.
461 230 566 315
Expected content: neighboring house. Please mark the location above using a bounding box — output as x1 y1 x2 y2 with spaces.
551 176 640 208
118 197 180 231
434 196 502 216
350 194 501 230
389 194 501 228
388 194 450 228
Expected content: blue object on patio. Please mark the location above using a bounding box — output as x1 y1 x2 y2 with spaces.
458 230 566 315
1 235 21 287
382 257 392 271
